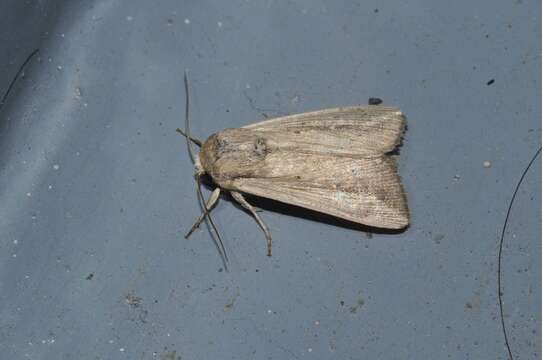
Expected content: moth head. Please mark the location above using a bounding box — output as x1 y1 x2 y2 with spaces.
198 133 220 175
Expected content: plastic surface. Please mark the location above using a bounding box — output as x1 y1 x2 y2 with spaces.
1 1 541 359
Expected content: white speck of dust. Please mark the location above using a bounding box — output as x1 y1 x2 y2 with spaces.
184 18 190 24
13 239 18 244
267 309 272 314
61 33 65 38
53 164 60 170
109 339 114 344
126 16 133 21
12 254 16 258
314 320 320 326
119 348 125 352
57 65 62 71
483 160 491 168
308 348 313 353
26 192 31 197
48 185 53 190
217 21 223 27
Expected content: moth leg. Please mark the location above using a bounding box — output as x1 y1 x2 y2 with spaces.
230 191 273 256
185 188 220 239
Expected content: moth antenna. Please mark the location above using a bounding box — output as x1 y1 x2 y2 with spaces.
183 70 198 165
184 70 228 269
196 175 229 267
176 128 202 147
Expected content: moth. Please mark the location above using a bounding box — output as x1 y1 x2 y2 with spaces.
178 74 409 260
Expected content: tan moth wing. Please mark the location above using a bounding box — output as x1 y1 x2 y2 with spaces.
241 106 405 156
225 152 408 228
203 106 409 229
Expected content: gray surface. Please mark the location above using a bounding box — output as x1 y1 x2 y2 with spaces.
1 1 541 359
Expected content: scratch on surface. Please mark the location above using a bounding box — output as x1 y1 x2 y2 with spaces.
497 144 542 360
0 48 40 110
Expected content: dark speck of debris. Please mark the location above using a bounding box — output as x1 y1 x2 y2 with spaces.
86 273 94 280
368 97 383 105
340 301 345 306
218 268 223 272
486 79 495 86
374 8 379 13
224 300 234 309
365 232 373 239
433 233 445 244
125 292 142 308
167 18 174 25
465 302 473 309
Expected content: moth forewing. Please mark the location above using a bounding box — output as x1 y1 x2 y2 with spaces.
241 106 406 155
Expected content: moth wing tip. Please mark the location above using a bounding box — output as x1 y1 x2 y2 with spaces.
389 210 410 229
